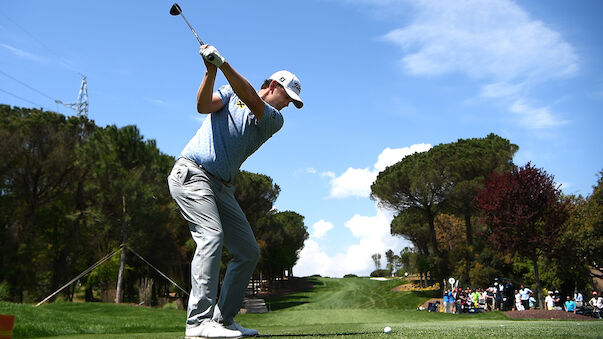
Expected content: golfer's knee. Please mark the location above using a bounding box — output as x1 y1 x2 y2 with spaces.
239 241 259 265
192 227 223 251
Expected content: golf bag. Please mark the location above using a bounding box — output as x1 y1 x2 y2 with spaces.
428 301 440 312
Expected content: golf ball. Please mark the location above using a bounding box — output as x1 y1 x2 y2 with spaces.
384 326 392 334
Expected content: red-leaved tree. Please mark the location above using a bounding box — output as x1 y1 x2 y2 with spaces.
477 162 570 308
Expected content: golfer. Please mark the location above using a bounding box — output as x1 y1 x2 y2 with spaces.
168 44 303 338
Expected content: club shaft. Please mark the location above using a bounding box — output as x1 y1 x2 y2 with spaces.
179 13 204 45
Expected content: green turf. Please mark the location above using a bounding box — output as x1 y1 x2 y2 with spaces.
265 277 437 311
1 277 602 338
0 301 183 338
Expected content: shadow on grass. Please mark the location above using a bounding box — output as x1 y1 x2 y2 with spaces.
266 296 311 311
263 277 323 311
258 331 382 337
410 290 441 299
304 277 324 287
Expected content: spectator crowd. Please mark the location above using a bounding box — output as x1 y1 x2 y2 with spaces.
441 278 603 318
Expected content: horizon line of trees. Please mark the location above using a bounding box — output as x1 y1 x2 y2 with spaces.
369 134 601 308
0 105 308 304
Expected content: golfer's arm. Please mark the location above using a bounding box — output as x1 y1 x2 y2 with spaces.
219 61 265 120
197 67 223 114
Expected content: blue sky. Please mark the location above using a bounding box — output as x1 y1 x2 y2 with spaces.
1 0 602 277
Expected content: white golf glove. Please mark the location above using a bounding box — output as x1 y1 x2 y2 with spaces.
199 45 225 67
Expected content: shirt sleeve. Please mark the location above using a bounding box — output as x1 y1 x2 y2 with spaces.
258 103 284 136
217 85 234 105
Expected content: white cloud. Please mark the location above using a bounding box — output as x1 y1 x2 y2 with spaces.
480 82 524 99
509 100 568 129
328 143 431 198
375 143 432 171
320 171 336 179
293 205 410 277
0 43 42 61
293 239 335 276
375 0 578 129
294 144 427 276
329 167 376 198
144 97 166 105
312 220 334 239
382 0 578 82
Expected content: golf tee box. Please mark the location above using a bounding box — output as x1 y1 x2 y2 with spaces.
0 315 14 339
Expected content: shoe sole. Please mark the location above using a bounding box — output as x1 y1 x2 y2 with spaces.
185 336 242 339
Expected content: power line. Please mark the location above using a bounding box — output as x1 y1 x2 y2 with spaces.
0 70 56 102
0 9 82 76
0 88 45 108
0 9 65 62
0 70 87 115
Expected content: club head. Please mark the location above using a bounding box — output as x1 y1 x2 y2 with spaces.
170 3 182 16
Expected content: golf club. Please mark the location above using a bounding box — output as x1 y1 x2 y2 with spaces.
170 3 204 45
170 3 215 62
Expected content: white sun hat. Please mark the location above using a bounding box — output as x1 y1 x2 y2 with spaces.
268 70 303 108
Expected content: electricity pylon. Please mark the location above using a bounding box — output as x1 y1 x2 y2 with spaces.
55 74 88 117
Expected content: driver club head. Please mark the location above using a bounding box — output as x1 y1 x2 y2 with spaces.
170 3 182 16
170 2 207 47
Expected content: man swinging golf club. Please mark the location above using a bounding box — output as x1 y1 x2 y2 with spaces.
168 43 303 339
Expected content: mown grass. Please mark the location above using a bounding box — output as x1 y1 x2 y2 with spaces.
0 301 183 338
1 277 602 338
265 277 438 311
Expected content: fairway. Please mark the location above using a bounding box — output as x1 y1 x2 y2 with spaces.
2 277 602 338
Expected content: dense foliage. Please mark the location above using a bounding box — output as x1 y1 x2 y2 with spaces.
477 162 570 307
371 134 601 298
0 105 307 304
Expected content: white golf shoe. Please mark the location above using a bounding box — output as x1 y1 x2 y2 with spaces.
185 319 242 339
225 321 259 337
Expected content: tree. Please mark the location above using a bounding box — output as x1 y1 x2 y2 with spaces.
76 124 185 303
582 171 603 279
233 171 308 282
0 105 94 301
385 249 395 275
390 207 431 257
371 253 382 271
560 170 603 289
477 162 570 308
434 214 465 252
372 149 452 284
435 134 518 246
398 247 432 287
233 170 280 226
431 134 517 285
371 150 451 258
257 211 308 279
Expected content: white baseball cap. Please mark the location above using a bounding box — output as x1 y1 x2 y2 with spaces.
268 70 303 108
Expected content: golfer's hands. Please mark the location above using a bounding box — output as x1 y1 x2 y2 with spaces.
200 44 225 68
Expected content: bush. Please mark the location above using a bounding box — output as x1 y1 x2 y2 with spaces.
162 302 179 310
0 281 10 301
343 274 358 278
370 269 391 277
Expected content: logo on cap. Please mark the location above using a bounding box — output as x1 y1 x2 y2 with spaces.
292 81 301 93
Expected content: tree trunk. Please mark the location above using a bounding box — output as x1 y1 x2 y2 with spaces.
426 211 440 257
532 256 543 309
115 195 127 304
85 286 94 302
464 213 473 246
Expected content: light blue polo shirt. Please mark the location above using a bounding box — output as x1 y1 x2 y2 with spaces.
180 85 284 182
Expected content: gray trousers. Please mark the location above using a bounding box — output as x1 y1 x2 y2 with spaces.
168 157 259 328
